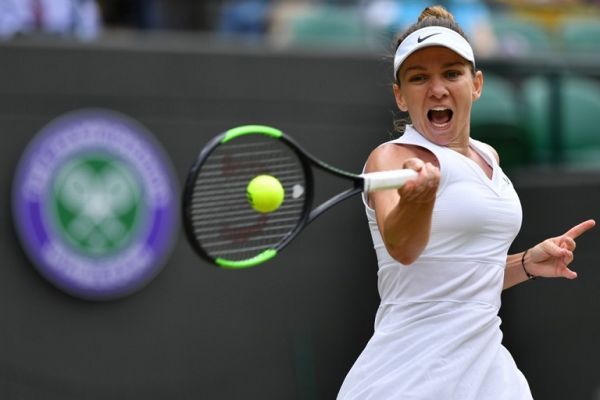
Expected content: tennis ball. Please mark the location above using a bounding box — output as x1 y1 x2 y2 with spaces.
247 175 285 213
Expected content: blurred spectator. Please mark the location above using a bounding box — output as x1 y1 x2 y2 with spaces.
0 0 27 39
217 0 271 37
361 0 498 55
0 0 101 40
269 0 315 46
100 0 162 30
100 0 216 31
268 0 368 48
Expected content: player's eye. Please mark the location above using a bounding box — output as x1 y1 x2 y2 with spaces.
408 74 426 83
445 70 461 80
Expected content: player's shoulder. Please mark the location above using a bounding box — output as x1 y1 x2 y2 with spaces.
365 141 424 173
471 138 500 164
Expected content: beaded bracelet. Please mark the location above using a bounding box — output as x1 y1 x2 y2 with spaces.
521 249 536 280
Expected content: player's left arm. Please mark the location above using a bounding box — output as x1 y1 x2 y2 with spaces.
503 219 596 289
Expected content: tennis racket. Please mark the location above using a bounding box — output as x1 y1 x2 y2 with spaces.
182 125 417 269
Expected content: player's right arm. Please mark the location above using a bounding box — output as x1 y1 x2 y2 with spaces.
364 143 440 265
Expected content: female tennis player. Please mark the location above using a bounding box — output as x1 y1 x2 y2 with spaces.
337 5 595 399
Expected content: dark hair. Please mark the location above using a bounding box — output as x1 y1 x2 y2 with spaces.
392 6 472 134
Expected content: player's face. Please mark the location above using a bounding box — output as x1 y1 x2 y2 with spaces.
394 46 482 147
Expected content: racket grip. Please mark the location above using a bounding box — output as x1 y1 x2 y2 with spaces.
362 169 418 192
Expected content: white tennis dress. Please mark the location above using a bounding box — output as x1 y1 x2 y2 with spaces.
337 126 533 399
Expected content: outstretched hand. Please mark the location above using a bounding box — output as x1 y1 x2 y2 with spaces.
525 219 596 279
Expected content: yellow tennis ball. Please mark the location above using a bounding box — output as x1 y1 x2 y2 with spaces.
247 175 285 213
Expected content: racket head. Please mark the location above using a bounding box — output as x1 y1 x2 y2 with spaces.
182 125 313 268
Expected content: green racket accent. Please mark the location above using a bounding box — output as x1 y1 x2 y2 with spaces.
222 125 283 143
216 249 278 269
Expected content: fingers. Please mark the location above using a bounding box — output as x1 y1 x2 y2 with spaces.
402 157 425 171
560 244 577 279
540 237 577 279
399 158 440 202
564 219 596 240
419 163 440 189
401 158 439 184
561 247 574 265
558 236 576 251
562 267 578 280
557 219 594 277
535 239 577 279
540 239 570 259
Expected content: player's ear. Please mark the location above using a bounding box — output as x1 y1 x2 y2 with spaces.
472 70 483 102
393 84 408 112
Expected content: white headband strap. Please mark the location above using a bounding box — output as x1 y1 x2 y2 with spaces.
393 26 475 79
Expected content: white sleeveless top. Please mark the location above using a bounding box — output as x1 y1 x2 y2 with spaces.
338 126 533 399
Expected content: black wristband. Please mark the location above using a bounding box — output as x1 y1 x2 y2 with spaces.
521 249 536 280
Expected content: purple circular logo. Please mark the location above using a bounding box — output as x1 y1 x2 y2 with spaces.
12 109 179 300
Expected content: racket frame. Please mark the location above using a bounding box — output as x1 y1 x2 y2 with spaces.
182 125 367 268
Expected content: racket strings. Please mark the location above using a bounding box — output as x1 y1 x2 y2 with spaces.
190 208 303 225
189 136 306 261
190 172 301 200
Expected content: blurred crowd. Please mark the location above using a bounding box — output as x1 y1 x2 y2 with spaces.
1 0 600 56
0 0 102 40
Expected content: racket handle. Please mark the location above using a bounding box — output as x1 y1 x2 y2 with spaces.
362 169 418 192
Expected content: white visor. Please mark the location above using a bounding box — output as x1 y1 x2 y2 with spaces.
393 26 475 80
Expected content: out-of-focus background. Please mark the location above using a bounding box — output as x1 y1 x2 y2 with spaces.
1 1 600 399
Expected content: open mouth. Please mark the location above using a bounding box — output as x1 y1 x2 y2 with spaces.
427 107 453 128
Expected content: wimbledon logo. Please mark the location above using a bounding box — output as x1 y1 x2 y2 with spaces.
12 109 179 300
